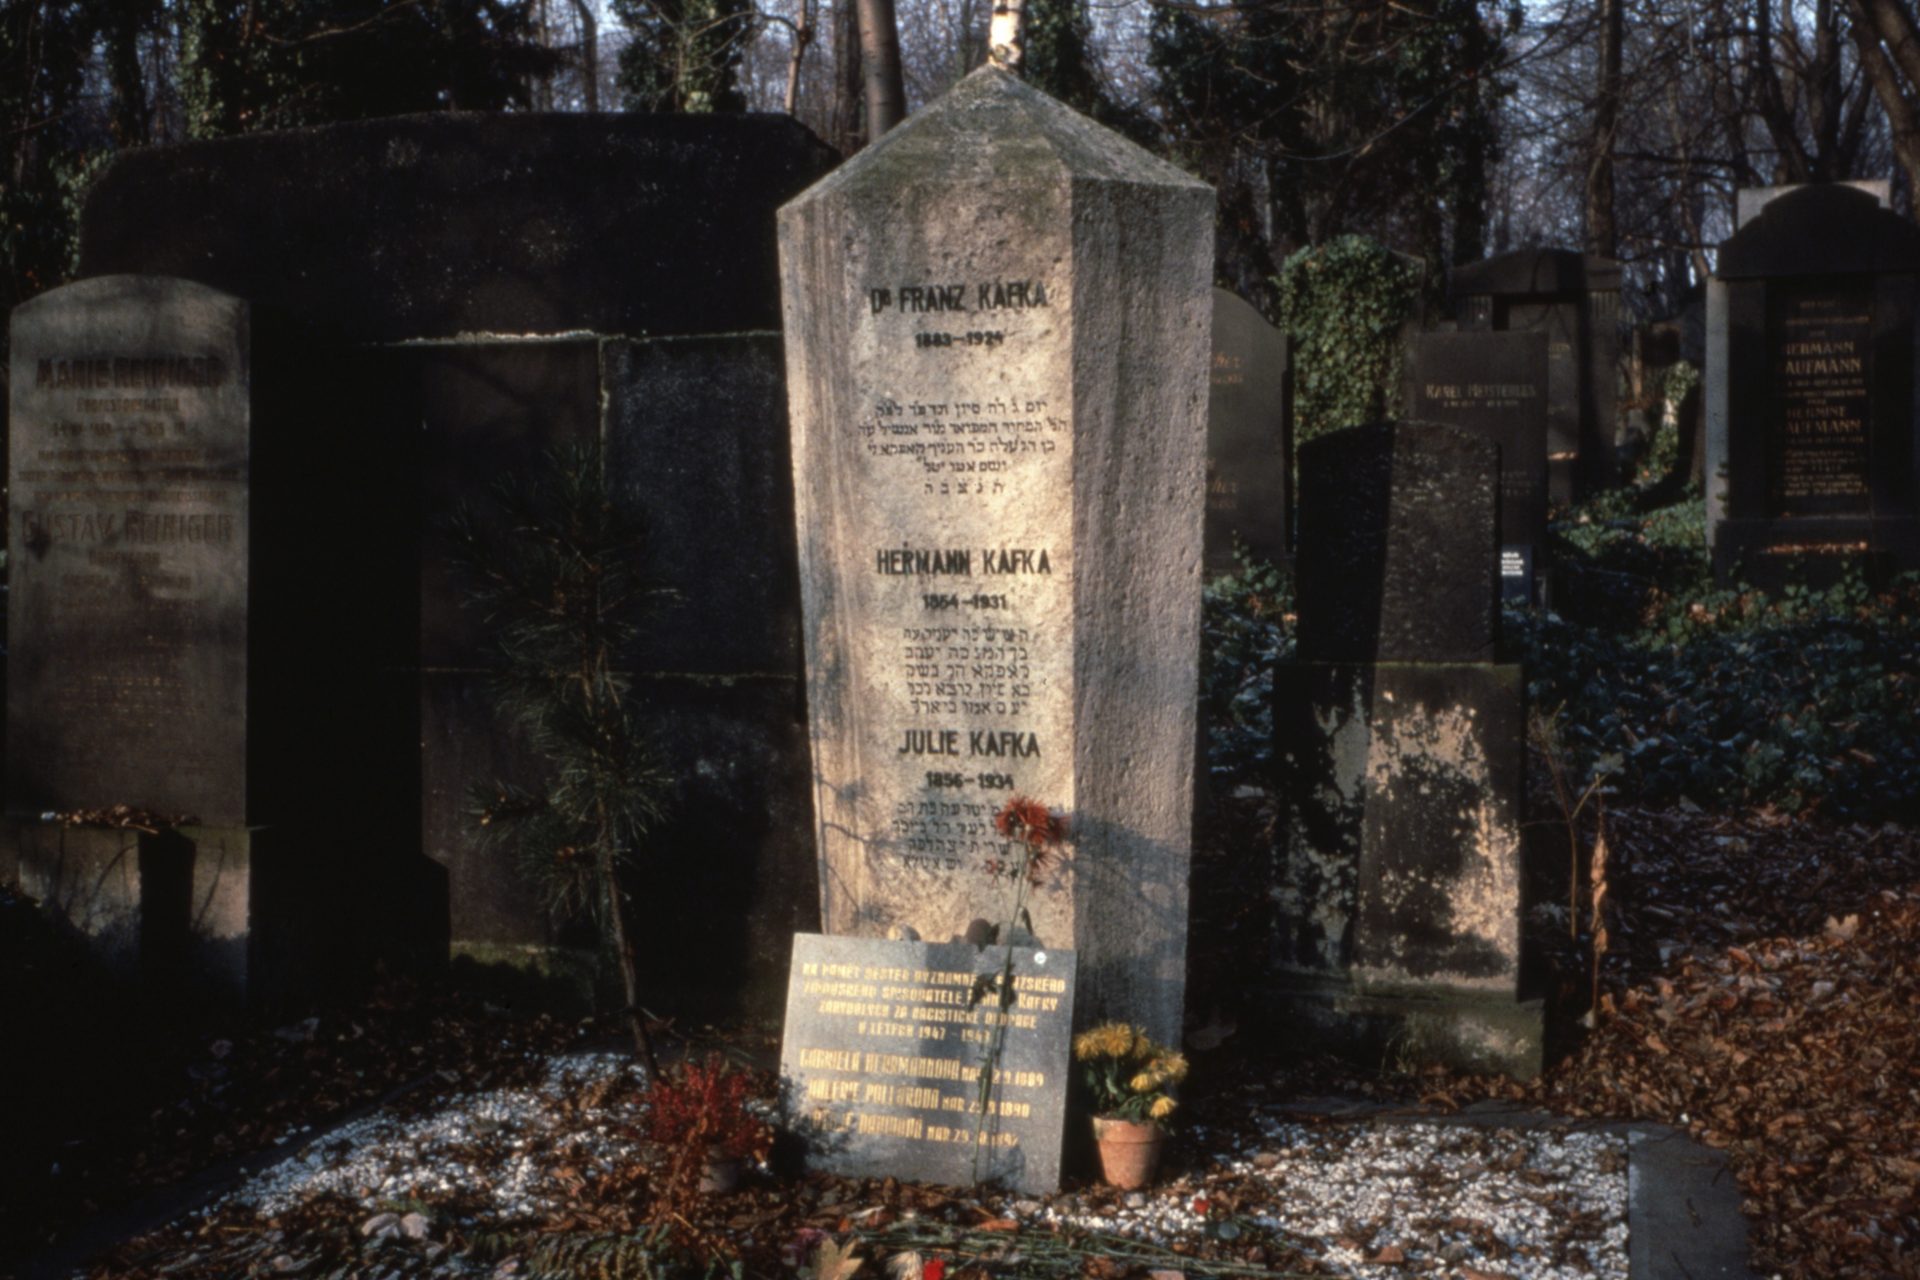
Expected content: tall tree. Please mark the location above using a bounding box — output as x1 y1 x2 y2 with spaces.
1586 0 1623 255
614 0 754 110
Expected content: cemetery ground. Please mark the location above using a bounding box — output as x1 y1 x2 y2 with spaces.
5 479 1920 1280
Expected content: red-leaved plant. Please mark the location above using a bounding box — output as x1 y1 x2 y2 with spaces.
645 1055 771 1162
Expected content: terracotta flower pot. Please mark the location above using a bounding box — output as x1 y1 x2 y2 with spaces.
1091 1116 1167 1189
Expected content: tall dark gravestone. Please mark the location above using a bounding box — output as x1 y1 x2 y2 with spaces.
779 67 1213 1047
1205 288 1292 573
63 114 840 1011
1272 422 1538 1079
1452 249 1620 501
1404 331 1550 600
1707 184 1920 585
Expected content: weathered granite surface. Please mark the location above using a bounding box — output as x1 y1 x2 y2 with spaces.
780 66 1213 1044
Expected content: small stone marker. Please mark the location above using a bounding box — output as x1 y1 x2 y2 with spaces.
778 66 1213 1045
1405 331 1550 601
780 933 1077 1193
1707 184 1920 585
8 276 249 821
1206 288 1292 573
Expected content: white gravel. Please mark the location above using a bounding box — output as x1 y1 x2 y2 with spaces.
218 1051 652 1222
205 1054 1629 1279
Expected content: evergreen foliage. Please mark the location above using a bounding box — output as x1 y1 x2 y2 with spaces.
613 0 752 112
1274 236 1424 443
448 441 671 1069
1149 0 1514 270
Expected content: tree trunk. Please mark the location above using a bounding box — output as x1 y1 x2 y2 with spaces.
570 0 599 111
1585 0 1624 257
855 0 906 138
1849 0 1920 211
831 0 864 151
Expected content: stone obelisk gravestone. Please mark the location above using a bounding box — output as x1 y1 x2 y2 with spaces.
1273 422 1539 1078
779 66 1213 1046
7 276 253 987
1705 183 1920 587
1405 330 1551 602
1205 288 1292 574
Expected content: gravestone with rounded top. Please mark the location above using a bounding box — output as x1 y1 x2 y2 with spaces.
1206 288 1292 573
779 66 1214 1046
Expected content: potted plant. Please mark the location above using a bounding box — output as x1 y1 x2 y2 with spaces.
1072 1022 1188 1189
645 1055 771 1196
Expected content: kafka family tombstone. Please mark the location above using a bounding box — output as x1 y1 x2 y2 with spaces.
1706 183 1920 585
1205 288 1292 573
1405 331 1550 600
1451 249 1620 501
778 66 1213 1047
1274 422 1538 1079
779 933 1076 1193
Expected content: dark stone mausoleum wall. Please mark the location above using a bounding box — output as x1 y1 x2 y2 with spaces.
70 113 839 1013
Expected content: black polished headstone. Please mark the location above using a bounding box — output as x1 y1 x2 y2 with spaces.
1405 331 1550 601
1294 422 1499 663
779 933 1076 1194
1205 288 1291 572
1451 248 1620 502
8 277 250 822
1713 185 1920 585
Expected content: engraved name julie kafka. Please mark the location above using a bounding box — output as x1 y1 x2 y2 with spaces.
779 934 1076 1193
7 277 249 822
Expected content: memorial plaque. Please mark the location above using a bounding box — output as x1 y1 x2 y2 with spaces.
1769 283 1873 515
779 67 1212 1043
8 276 249 823
779 933 1076 1193
1405 331 1549 600
1205 288 1291 573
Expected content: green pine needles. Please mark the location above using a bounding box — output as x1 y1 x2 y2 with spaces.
448 441 671 1073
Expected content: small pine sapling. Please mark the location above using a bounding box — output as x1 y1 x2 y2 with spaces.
447 441 671 1075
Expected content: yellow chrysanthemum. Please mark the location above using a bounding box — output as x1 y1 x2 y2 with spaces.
1149 1095 1177 1120
1155 1052 1190 1084
1127 1071 1158 1093
1074 1022 1140 1061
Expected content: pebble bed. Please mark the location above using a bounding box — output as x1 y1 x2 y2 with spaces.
195 1053 1629 1279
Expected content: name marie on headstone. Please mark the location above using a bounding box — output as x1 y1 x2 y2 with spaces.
1707 183 1920 585
1205 288 1292 573
779 933 1076 1193
1404 330 1550 601
8 276 249 822
777 67 1213 1046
